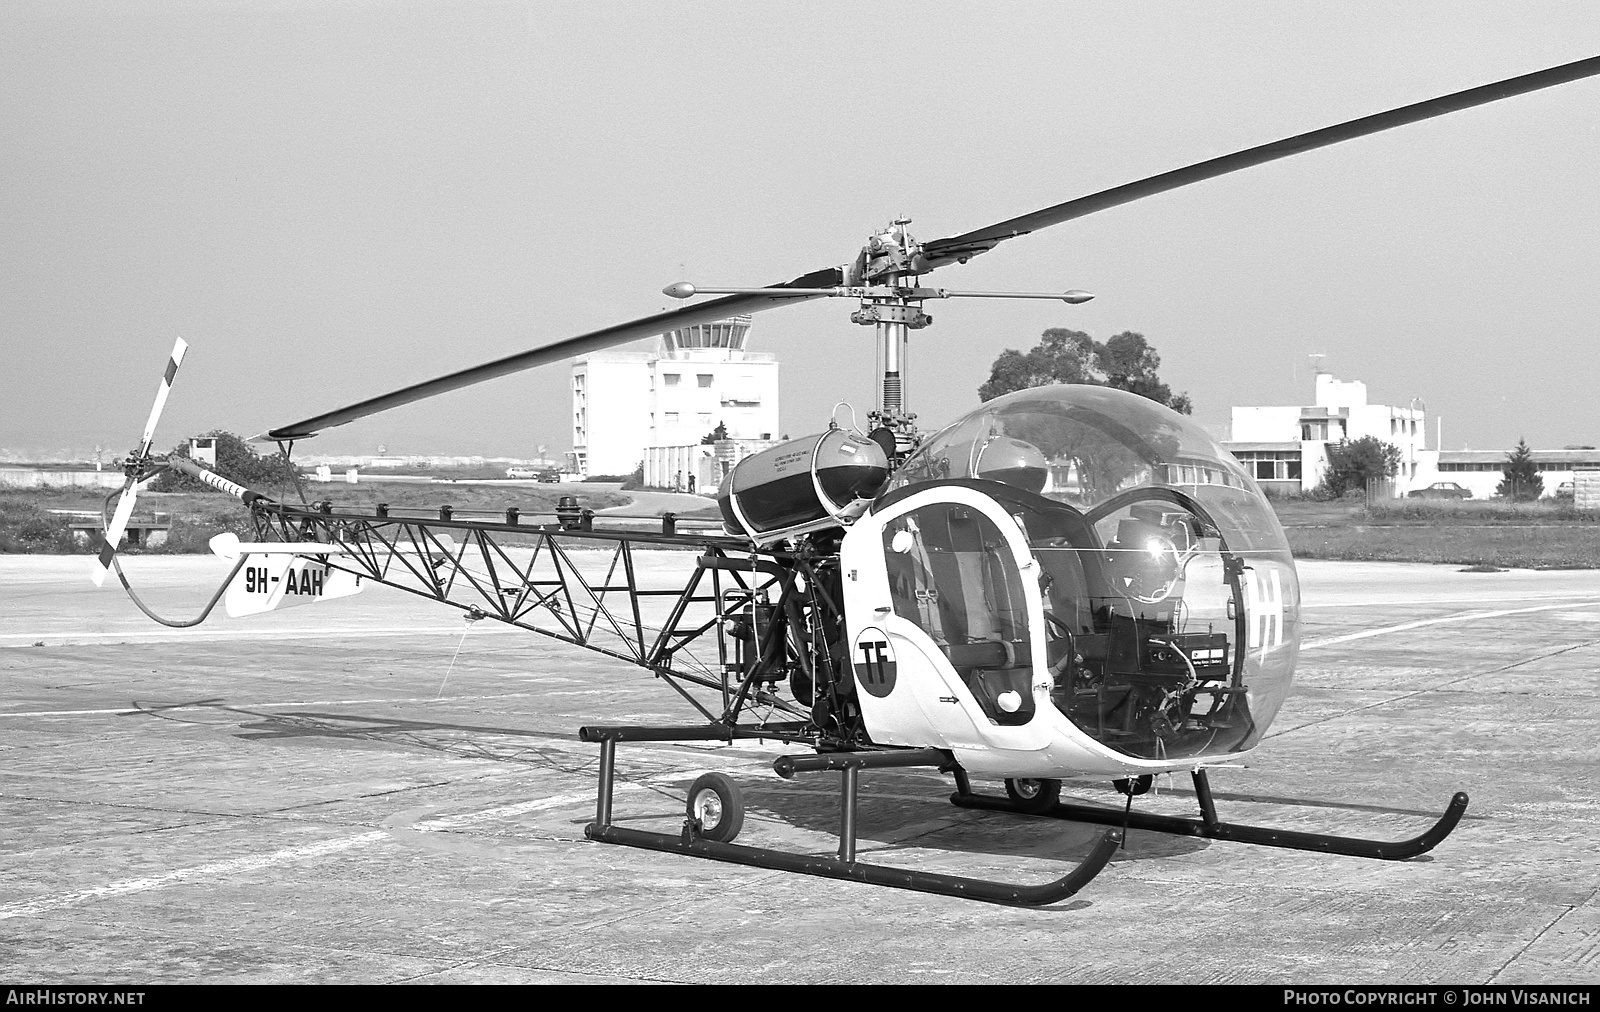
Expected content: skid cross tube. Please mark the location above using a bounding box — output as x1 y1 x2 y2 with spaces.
951 768 1468 860
580 728 1120 907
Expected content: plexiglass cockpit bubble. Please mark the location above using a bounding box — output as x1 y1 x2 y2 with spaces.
886 384 1300 761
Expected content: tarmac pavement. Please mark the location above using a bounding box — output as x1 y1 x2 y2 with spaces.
1 554 1597 984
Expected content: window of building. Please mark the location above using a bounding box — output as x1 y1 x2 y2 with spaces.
1232 451 1302 481
664 412 678 424
664 374 680 387
697 374 713 388
1301 421 1328 441
1162 462 1252 489
698 413 713 425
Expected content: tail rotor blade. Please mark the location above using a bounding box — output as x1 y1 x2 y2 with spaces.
92 337 189 587
137 338 188 458
91 480 143 588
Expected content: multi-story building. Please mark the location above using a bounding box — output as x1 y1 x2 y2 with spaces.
1224 373 1427 496
1225 372 1595 498
571 316 779 486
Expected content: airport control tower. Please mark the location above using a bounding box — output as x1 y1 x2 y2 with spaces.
571 316 779 481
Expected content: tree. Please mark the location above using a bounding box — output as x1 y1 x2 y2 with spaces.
978 328 1098 402
700 421 729 445
978 328 1192 413
1497 438 1543 501
1318 436 1401 498
1096 332 1194 415
150 430 299 492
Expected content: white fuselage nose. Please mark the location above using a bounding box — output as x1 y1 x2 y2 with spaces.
839 481 1286 779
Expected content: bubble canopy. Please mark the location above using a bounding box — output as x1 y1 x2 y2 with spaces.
894 385 1292 556
878 385 1300 761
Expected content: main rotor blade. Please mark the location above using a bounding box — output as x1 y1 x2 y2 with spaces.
261 54 1600 442
922 54 1600 265
260 268 840 441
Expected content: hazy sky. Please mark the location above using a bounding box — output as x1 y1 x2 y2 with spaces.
5 1 1600 460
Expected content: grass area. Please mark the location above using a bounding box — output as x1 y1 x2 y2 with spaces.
345 465 522 480
1282 525 1600 569
1272 496 1600 527
1273 496 1600 568
0 497 83 553
260 482 629 516
7 481 1598 567
0 483 630 555
1364 498 1599 525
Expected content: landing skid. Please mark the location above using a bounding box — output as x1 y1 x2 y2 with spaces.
579 724 1120 907
950 769 1469 860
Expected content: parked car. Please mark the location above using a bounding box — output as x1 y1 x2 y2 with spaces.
1406 482 1472 500
536 468 562 483
505 466 538 479
1556 481 1575 500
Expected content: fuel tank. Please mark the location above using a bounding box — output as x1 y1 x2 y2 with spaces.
718 429 891 544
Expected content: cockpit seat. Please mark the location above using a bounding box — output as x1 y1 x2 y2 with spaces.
941 639 1036 726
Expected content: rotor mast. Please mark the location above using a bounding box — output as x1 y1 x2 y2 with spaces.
850 219 932 457
662 221 1092 462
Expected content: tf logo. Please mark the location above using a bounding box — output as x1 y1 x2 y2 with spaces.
852 628 897 698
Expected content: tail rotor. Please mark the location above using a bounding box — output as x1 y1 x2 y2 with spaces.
91 338 188 587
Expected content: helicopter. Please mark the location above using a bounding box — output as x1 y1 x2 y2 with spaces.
91 53 1600 906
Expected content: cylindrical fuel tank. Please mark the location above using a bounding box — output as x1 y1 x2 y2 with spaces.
718 429 891 543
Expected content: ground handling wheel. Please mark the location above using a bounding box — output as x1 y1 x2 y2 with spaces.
685 772 745 843
1004 778 1062 815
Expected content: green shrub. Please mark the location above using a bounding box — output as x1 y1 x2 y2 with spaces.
144 506 255 554
0 501 85 553
151 431 298 493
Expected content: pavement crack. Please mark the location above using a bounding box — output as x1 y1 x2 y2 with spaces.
1485 884 1600 984
1269 638 1600 740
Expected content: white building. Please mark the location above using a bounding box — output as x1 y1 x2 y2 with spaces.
1423 447 1600 500
1225 373 1426 496
1225 372 1597 499
571 316 779 484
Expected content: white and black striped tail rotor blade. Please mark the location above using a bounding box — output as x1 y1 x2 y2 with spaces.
136 338 187 458
91 338 189 587
91 482 145 587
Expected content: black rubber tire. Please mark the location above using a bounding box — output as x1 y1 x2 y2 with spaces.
685 772 745 843
1004 777 1062 814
